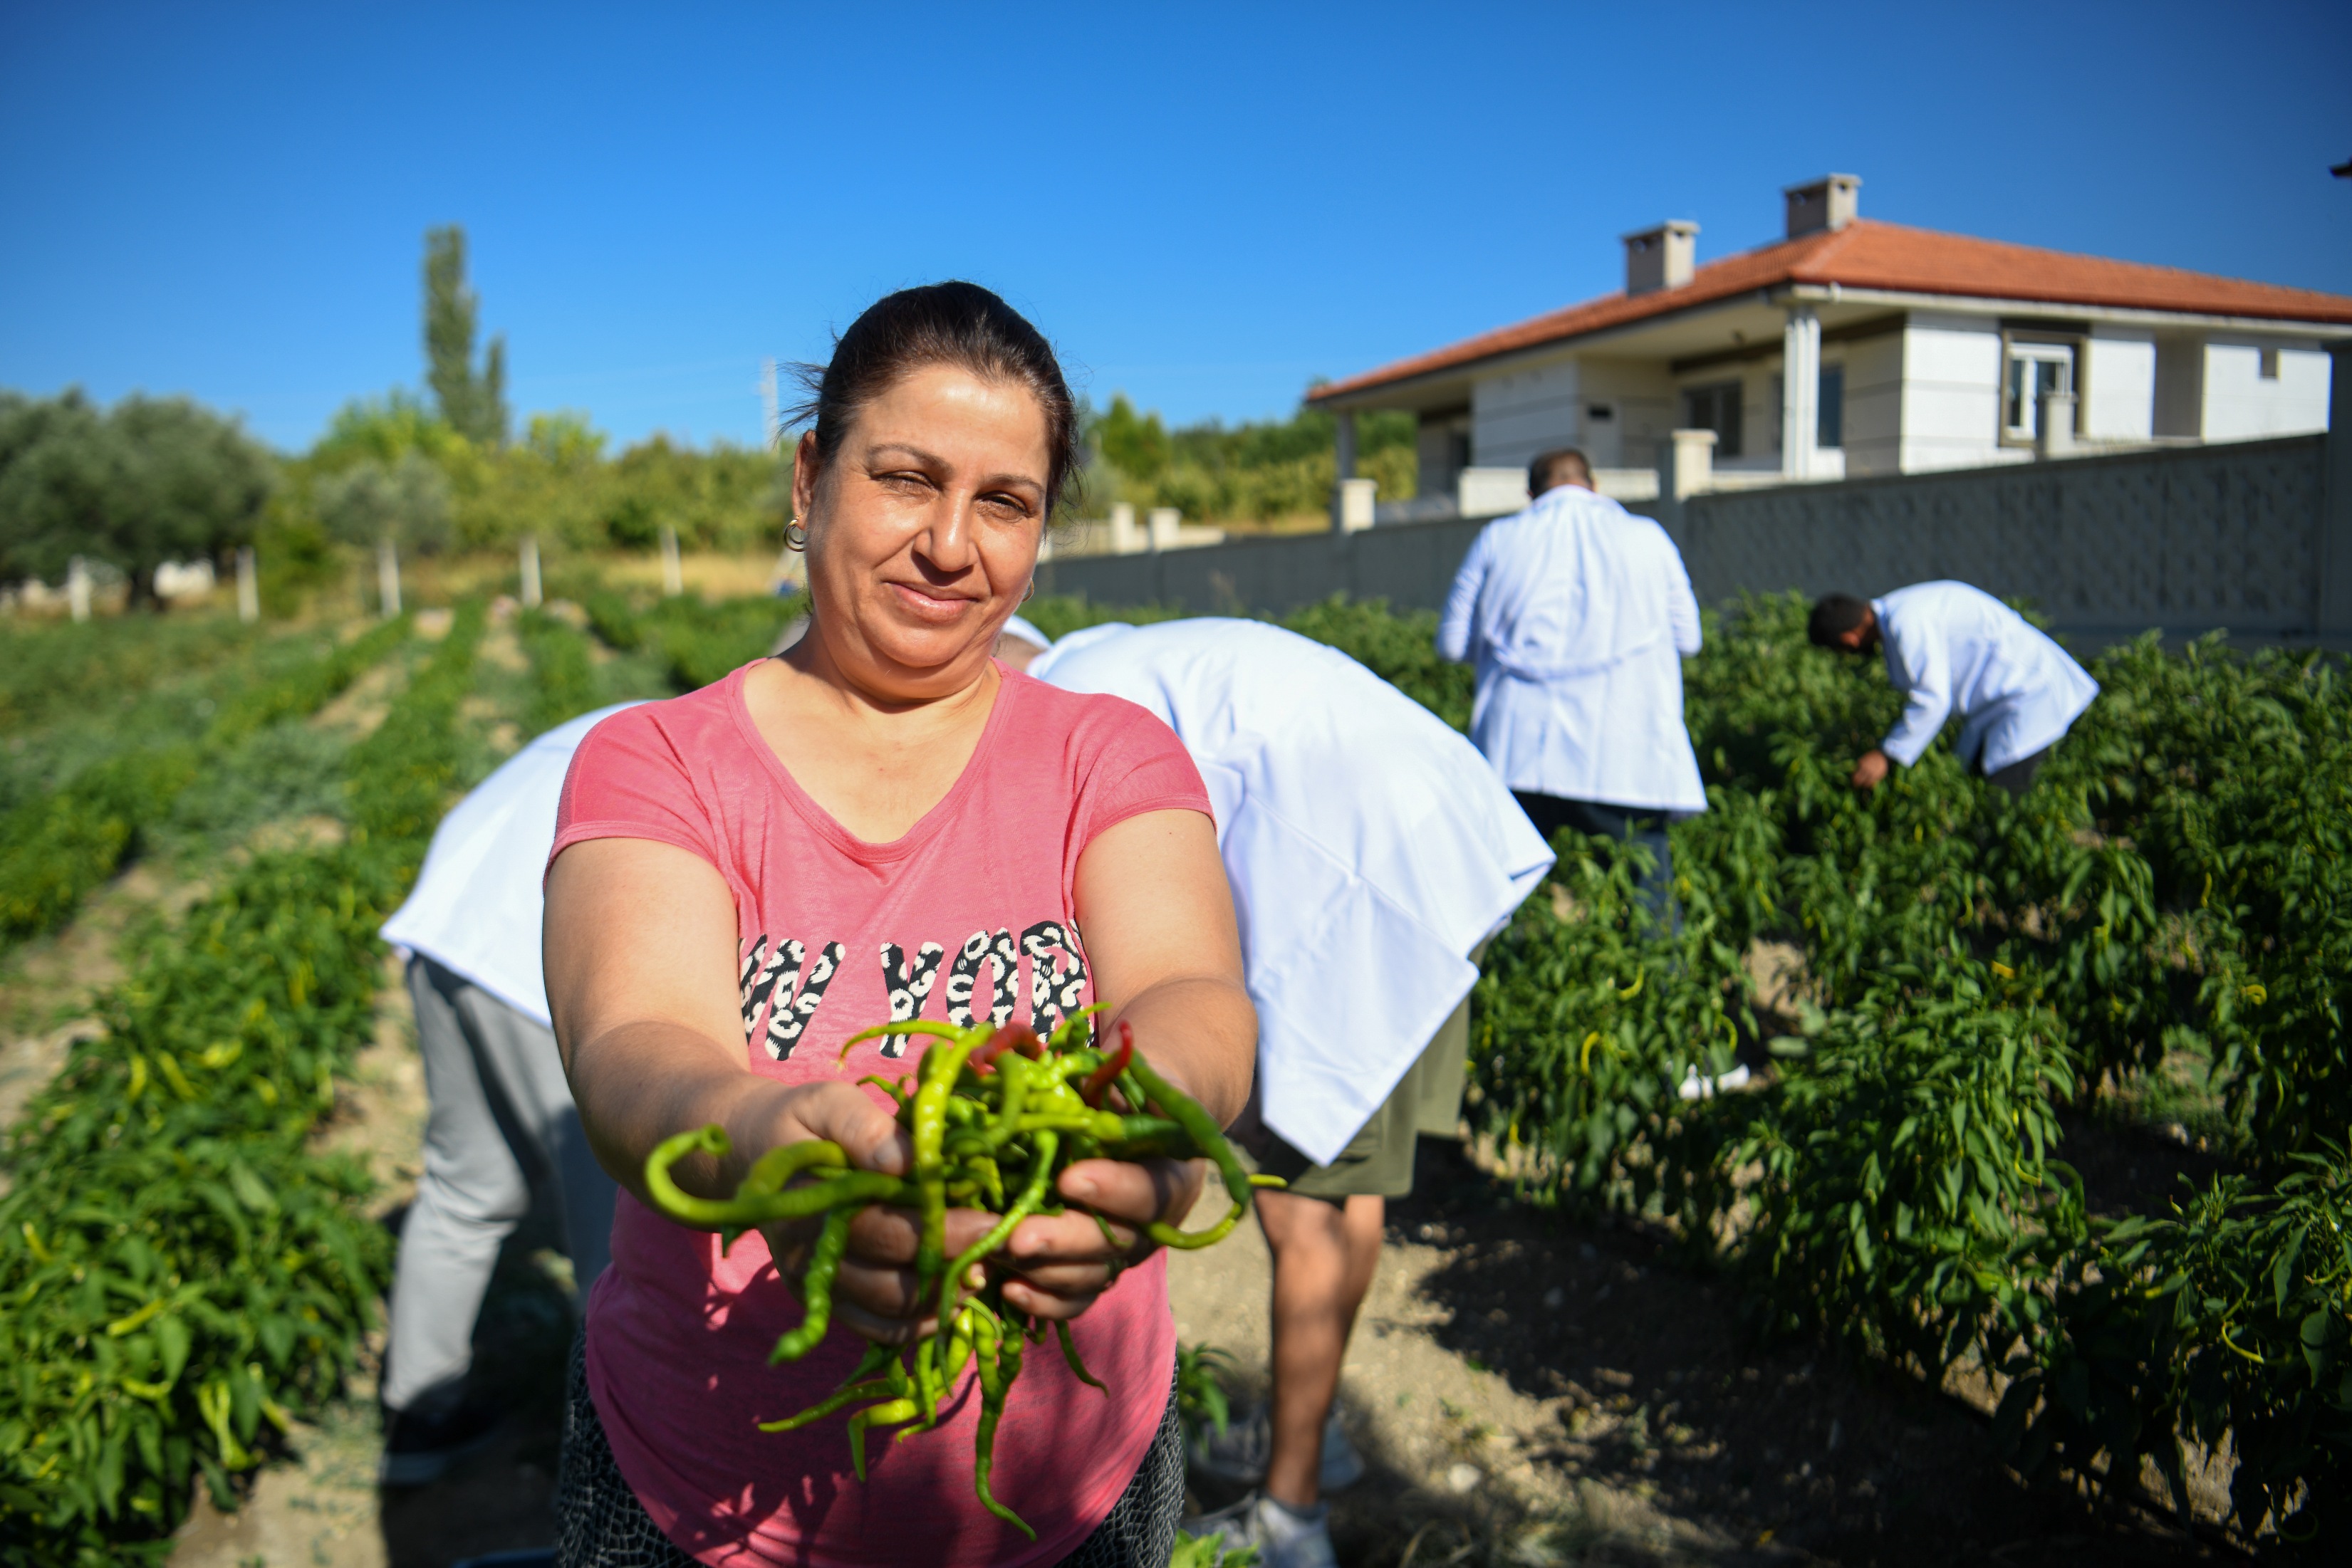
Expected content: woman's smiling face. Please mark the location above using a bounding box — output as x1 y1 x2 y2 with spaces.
793 361 1049 699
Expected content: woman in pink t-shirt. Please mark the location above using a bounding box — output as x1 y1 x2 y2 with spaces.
541 283 1256 1568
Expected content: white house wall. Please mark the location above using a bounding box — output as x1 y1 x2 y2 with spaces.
2083 330 2155 441
1472 359 1582 471
1575 357 1676 470
1898 314 2016 473
1841 330 1904 477
2202 343 2331 441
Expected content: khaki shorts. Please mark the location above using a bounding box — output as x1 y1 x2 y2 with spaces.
1241 985 1474 1203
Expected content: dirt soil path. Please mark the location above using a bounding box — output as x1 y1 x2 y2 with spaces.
1162 1139 2229 1567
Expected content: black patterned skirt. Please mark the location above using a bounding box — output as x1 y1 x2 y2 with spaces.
555 1334 1184 1568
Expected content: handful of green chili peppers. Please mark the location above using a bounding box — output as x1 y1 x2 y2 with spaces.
642 1007 1274 1539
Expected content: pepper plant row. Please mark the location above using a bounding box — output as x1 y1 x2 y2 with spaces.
0 606 486 1564
0 618 411 948
1454 595 2348 1549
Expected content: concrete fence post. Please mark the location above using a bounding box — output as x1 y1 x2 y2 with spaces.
520 535 543 608
1110 503 1143 555
68 556 90 623
1654 428 1717 547
1336 478 1378 534
2038 390 2079 459
1147 507 1180 553
2322 342 2352 642
378 539 402 617
236 546 259 623
660 526 683 597
1329 411 1358 533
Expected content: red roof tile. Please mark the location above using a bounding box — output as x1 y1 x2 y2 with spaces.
1311 219 2352 404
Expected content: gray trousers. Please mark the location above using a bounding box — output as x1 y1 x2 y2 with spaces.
385 956 618 1415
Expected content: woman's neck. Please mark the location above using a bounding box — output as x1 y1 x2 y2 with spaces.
741 639 1004 845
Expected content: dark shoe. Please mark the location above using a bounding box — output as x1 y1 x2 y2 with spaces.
379 1398 506 1486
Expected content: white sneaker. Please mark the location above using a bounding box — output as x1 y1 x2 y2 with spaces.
1184 1491 1337 1568
1187 1401 1364 1491
1677 1062 1752 1102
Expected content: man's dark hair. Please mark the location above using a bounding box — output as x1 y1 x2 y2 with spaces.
1528 447 1592 497
1808 593 1873 649
789 281 1081 513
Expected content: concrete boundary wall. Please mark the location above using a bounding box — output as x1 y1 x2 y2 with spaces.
1034 515 1499 617
1676 434 2333 642
1037 417 2348 649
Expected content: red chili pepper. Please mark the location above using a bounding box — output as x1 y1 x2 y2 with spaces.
1078 1022 1134 1108
969 1025 1045 1074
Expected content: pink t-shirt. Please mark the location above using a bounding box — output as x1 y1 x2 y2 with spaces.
551 660 1211 1568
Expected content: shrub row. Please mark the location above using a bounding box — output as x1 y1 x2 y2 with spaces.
1460 594 2349 1546
0 605 485 1564
0 620 410 948
581 587 794 691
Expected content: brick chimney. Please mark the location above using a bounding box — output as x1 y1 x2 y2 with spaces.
1623 221 1698 295
1784 174 1861 239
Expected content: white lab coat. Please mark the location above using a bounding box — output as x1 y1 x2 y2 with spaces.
1437 485 1707 815
1872 582 2099 773
380 704 642 1026
1032 619 1554 1165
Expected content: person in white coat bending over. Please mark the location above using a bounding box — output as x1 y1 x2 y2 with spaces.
999 616 1553 1568
373 703 634 1483
1807 582 2098 797
1437 448 1707 919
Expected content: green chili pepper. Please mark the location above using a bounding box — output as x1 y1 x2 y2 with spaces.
768 1206 851 1364
1054 1318 1106 1394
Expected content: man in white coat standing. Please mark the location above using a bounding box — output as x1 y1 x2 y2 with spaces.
1437 448 1707 919
1808 582 2098 796
1000 616 1553 1568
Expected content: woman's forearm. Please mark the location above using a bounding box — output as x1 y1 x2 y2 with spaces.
568 1018 800 1203
1108 971 1256 1129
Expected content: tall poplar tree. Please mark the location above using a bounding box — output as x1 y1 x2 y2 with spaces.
423 225 509 447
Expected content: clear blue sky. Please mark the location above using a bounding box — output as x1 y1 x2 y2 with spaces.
3 1 2346 454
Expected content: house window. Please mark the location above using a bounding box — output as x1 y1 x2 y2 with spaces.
1448 432 1472 473
2258 347 2280 380
1681 381 1742 458
1818 365 1845 449
2004 341 2076 440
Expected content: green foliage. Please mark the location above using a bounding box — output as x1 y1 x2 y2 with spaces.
1174 1341 1236 1446
422 226 508 447
314 453 452 555
583 589 798 693
517 609 600 733
1016 594 1184 644
1994 1152 2352 1543
0 620 410 949
1458 590 2352 1541
0 608 484 1561
1276 596 1474 732
1083 397 1415 523
1169 1530 1260 1567
0 391 274 602
0 613 257 736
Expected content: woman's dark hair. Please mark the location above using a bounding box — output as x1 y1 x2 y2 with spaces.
789 281 1081 514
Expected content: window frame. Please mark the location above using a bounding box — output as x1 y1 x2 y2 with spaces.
1999 330 2082 446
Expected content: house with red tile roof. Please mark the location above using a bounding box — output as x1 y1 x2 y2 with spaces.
1307 175 2352 521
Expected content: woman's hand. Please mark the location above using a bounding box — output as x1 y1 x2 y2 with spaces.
775 1154 1208 1342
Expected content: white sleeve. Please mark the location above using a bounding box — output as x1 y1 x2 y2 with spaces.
1665 542 1702 657
1437 528 1488 664
1878 627 1950 767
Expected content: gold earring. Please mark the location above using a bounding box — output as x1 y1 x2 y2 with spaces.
1022 579 1036 603
784 517 809 552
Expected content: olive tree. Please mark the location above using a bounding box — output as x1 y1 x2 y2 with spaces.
0 390 274 604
